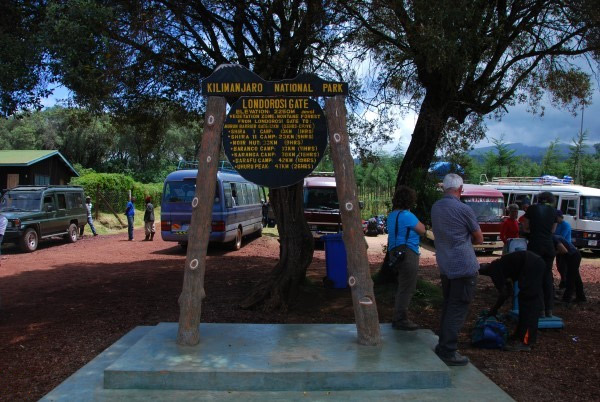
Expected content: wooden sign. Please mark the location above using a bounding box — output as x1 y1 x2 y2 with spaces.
222 96 327 188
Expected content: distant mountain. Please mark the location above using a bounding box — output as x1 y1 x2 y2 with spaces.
469 142 594 162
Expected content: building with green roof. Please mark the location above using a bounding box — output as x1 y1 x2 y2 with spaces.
0 150 79 190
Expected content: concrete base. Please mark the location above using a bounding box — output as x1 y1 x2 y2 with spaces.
42 323 513 401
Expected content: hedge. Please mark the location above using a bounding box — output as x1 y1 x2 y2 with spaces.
70 173 163 212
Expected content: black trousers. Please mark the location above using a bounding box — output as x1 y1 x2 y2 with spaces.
562 251 585 301
437 275 477 357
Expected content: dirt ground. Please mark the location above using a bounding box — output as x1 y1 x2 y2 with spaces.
0 229 599 401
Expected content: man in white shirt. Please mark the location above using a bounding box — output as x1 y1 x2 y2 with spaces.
80 196 98 237
0 213 7 266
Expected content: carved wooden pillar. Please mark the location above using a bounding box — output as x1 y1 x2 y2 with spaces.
177 96 227 346
325 95 381 346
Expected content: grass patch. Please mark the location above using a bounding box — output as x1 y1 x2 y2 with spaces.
261 226 279 238
89 207 161 236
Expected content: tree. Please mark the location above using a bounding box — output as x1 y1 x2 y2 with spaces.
341 1 597 187
540 138 562 176
41 0 348 311
569 129 588 183
481 136 518 178
0 0 50 117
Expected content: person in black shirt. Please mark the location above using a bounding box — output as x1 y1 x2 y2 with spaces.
521 192 557 317
479 250 546 351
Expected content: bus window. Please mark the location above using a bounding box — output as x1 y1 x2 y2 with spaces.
581 197 600 221
239 183 248 205
230 183 239 206
560 199 577 216
164 179 219 203
513 194 531 209
223 184 233 208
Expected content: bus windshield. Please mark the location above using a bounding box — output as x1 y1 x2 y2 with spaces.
163 179 219 203
0 191 43 212
582 197 600 221
304 187 339 210
462 197 504 222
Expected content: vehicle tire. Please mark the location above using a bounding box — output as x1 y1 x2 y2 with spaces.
256 226 263 238
179 242 188 251
20 228 39 252
231 228 242 250
67 223 78 243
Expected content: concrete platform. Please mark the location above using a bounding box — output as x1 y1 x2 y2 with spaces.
42 323 514 401
105 323 450 391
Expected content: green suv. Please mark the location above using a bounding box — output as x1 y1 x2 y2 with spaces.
0 185 87 252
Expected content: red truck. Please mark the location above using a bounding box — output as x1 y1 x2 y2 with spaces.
303 174 342 239
460 184 505 252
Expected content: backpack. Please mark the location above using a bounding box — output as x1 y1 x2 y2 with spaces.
471 313 508 349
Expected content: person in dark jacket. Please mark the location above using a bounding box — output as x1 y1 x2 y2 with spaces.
143 196 155 241
553 235 586 304
521 191 557 317
479 250 546 352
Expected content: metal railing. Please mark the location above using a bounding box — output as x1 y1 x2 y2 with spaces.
480 176 574 186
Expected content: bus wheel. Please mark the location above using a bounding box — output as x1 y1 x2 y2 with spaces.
232 228 242 250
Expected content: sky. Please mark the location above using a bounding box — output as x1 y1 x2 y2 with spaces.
43 75 600 152
382 84 600 153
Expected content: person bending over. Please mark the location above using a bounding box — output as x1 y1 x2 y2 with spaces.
479 251 545 352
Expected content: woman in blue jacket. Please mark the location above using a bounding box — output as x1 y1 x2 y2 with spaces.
387 185 426 330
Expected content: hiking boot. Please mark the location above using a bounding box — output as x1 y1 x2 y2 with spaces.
545 310 553 318
436 350 469 366
504 341 531 352
392 319 419 331
150 232 155 241
144 234 150 241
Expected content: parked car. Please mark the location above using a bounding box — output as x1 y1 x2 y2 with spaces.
0 185 87 252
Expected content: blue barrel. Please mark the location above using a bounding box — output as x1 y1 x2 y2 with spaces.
322 233 348 288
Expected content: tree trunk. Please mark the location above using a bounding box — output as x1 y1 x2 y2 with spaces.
177 96 226 346
395 90 450 186
240 181 314 311
326 96 381 346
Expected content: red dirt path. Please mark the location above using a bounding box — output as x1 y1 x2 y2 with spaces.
0 229 599 401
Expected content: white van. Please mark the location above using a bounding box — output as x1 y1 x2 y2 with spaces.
481 177 600 253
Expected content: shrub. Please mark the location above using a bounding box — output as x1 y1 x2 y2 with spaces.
71 172 163 212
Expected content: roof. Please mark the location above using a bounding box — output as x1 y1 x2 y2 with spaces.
483 183 600 197
165 169 245 183
304 176 336 187
0 150 79 176
461 184 503 198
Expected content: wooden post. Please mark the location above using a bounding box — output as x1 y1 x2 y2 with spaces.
177 96 227 346
325 95 381 346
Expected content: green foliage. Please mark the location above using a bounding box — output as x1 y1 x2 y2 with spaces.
354 150 402 218
404 170 442 227
0 105 200 184
482 136 518 177
70 172 162 212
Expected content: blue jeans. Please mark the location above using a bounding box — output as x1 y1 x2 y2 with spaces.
0 234 3 256
127 215 134 240
80 216 97 236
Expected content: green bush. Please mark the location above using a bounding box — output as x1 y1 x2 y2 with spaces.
70 172 163 212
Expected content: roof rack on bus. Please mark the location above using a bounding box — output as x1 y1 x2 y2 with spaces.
479 176 574 186
308 171 335 177
177 160 237 173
